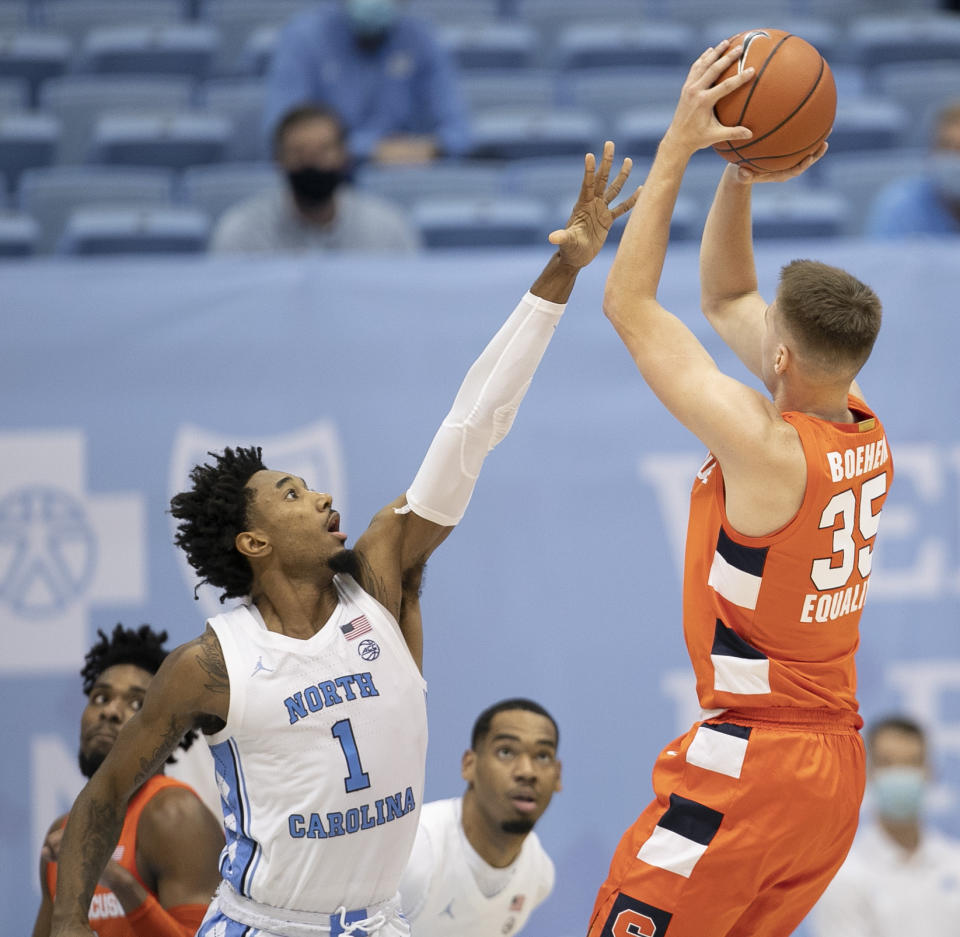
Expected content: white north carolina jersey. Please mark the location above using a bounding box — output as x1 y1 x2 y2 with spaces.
399 797 554 937
205 574 428 913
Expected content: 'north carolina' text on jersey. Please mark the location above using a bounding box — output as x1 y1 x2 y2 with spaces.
205 573 427 913
684 396 893 716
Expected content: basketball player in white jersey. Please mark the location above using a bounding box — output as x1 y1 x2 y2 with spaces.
399 699 561 937
48 142 638 937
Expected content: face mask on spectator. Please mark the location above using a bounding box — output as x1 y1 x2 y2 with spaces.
872 765 927 822
345 0 398 39
287 167 344 210
930 151 960 202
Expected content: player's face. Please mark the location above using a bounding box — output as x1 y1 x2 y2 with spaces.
78 663 152 778
244 469 348 565
462 710 562 835
870 727 927 777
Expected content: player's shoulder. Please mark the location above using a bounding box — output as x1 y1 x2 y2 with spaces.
138 778 216 836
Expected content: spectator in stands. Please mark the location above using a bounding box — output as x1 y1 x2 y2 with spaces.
865 100 960 238
211 104 421 254
809 715 960 937
262 0 471 165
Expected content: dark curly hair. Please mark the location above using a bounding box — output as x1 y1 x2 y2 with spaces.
169 445 267 602
82 623 195 756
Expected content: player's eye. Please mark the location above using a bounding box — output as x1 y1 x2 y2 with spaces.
536 752 554 764
284 488 298 500
130 698 143 712
496 747 515 759
92 693 108 705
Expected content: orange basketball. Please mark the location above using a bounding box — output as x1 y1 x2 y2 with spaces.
712 28 836 173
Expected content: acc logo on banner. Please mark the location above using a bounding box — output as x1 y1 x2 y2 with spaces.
0 430 145 672
167 421 347 618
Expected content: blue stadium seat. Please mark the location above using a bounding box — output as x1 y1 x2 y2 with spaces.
504 154 642 206
18 165 175 252
873 61 960 139
355 160 506 208
848 13 960 68
558 66 685 125
0 111 59 187
89 111 232 168
439 22 539 70
614 106 674 158
0 75 28 111
0 31 70 103
237 22 278 76
648 0 792 26
471 107 602 159
0 2 31 30
58 205 210 255
411 195 548 248
514 0 649 41
200 78 267 161
39 75 194 164
460 68 557 115
555 22 695 70
0 210 38 256
702 18 840 64
828 97 910 152
749 188 849 239
179 162 277 225
818 147 929 236
77 24 219 78
198 0 318 76
407 0 501 26
41 0 185 47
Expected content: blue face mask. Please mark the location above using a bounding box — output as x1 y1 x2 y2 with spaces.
345 0 398 39
872 766 927 822
930 151 960 202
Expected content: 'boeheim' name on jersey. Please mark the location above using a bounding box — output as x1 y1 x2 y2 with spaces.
204 572 427 914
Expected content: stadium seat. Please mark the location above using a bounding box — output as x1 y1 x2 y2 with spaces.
237 22 278 76
18 165 175 252
199 78 267 161
39 74 194 164
514 0 652 41
41 0 185 47
77 24 219 78
0 31 70 102
0 2 30 30
407 0 501 26
460 68 557 115
0 210 38 256
411 195 548 248
828 97 910 153
0 75 27 111
648 0 793 27
614 106 675 158
554 22 696 70
818 147 929 236
89 112 232 168
702 18 840 64
355 160 506 208
198 0 318 76
0 111 59 187
873 61 960 138
179 162 277 226
470 107 602 159
749 188 849 239
504 154 647 206
558 67 685 126
439 22 539 70
848 13 960 68
58 205 210 255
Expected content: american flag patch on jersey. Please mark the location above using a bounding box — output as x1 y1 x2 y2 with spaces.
510 895 525 912
341 615 372 640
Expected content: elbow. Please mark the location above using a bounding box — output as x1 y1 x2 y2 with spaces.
602 284 626 327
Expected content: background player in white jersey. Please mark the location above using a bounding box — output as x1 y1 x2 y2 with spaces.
399 698 561 936
48 142 638 937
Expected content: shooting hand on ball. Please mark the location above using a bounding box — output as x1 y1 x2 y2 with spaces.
735 141 829 183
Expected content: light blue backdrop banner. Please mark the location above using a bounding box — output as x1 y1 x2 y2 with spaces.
2 243 958 937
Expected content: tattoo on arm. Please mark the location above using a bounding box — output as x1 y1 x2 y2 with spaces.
196 627 229 695
73 796 124 918
133 714 191 789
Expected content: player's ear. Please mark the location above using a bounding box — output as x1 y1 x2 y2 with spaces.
461 749 476 785
235 530 270 559
774 343 790 376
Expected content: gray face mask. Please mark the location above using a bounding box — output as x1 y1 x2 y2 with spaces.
872 765 927 822
930 151 960 202
345 0 398 39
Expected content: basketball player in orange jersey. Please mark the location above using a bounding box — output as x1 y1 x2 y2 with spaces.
575 41 893 937
32 625 223 937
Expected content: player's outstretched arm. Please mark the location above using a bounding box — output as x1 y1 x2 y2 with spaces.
700 150 828 379
354 145 638 621
49 633 228 937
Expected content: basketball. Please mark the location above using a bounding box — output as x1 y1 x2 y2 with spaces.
712 28 836 172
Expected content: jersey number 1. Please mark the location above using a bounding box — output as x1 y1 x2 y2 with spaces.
332 718 371 793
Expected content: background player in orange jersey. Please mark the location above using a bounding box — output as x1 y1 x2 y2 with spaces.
32 624 223 937
570 42 894 937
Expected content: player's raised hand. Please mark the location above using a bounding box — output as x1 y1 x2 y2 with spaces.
735 141 829 183
664 39 754 155
548 141 639 268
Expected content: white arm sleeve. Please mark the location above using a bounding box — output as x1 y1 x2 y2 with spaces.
403 291 566 526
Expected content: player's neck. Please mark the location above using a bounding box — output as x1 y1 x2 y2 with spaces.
460 793 526 869
251 573 340 639
775 380 853 424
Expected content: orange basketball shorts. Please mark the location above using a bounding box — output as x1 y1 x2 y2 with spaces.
587 712 865 937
